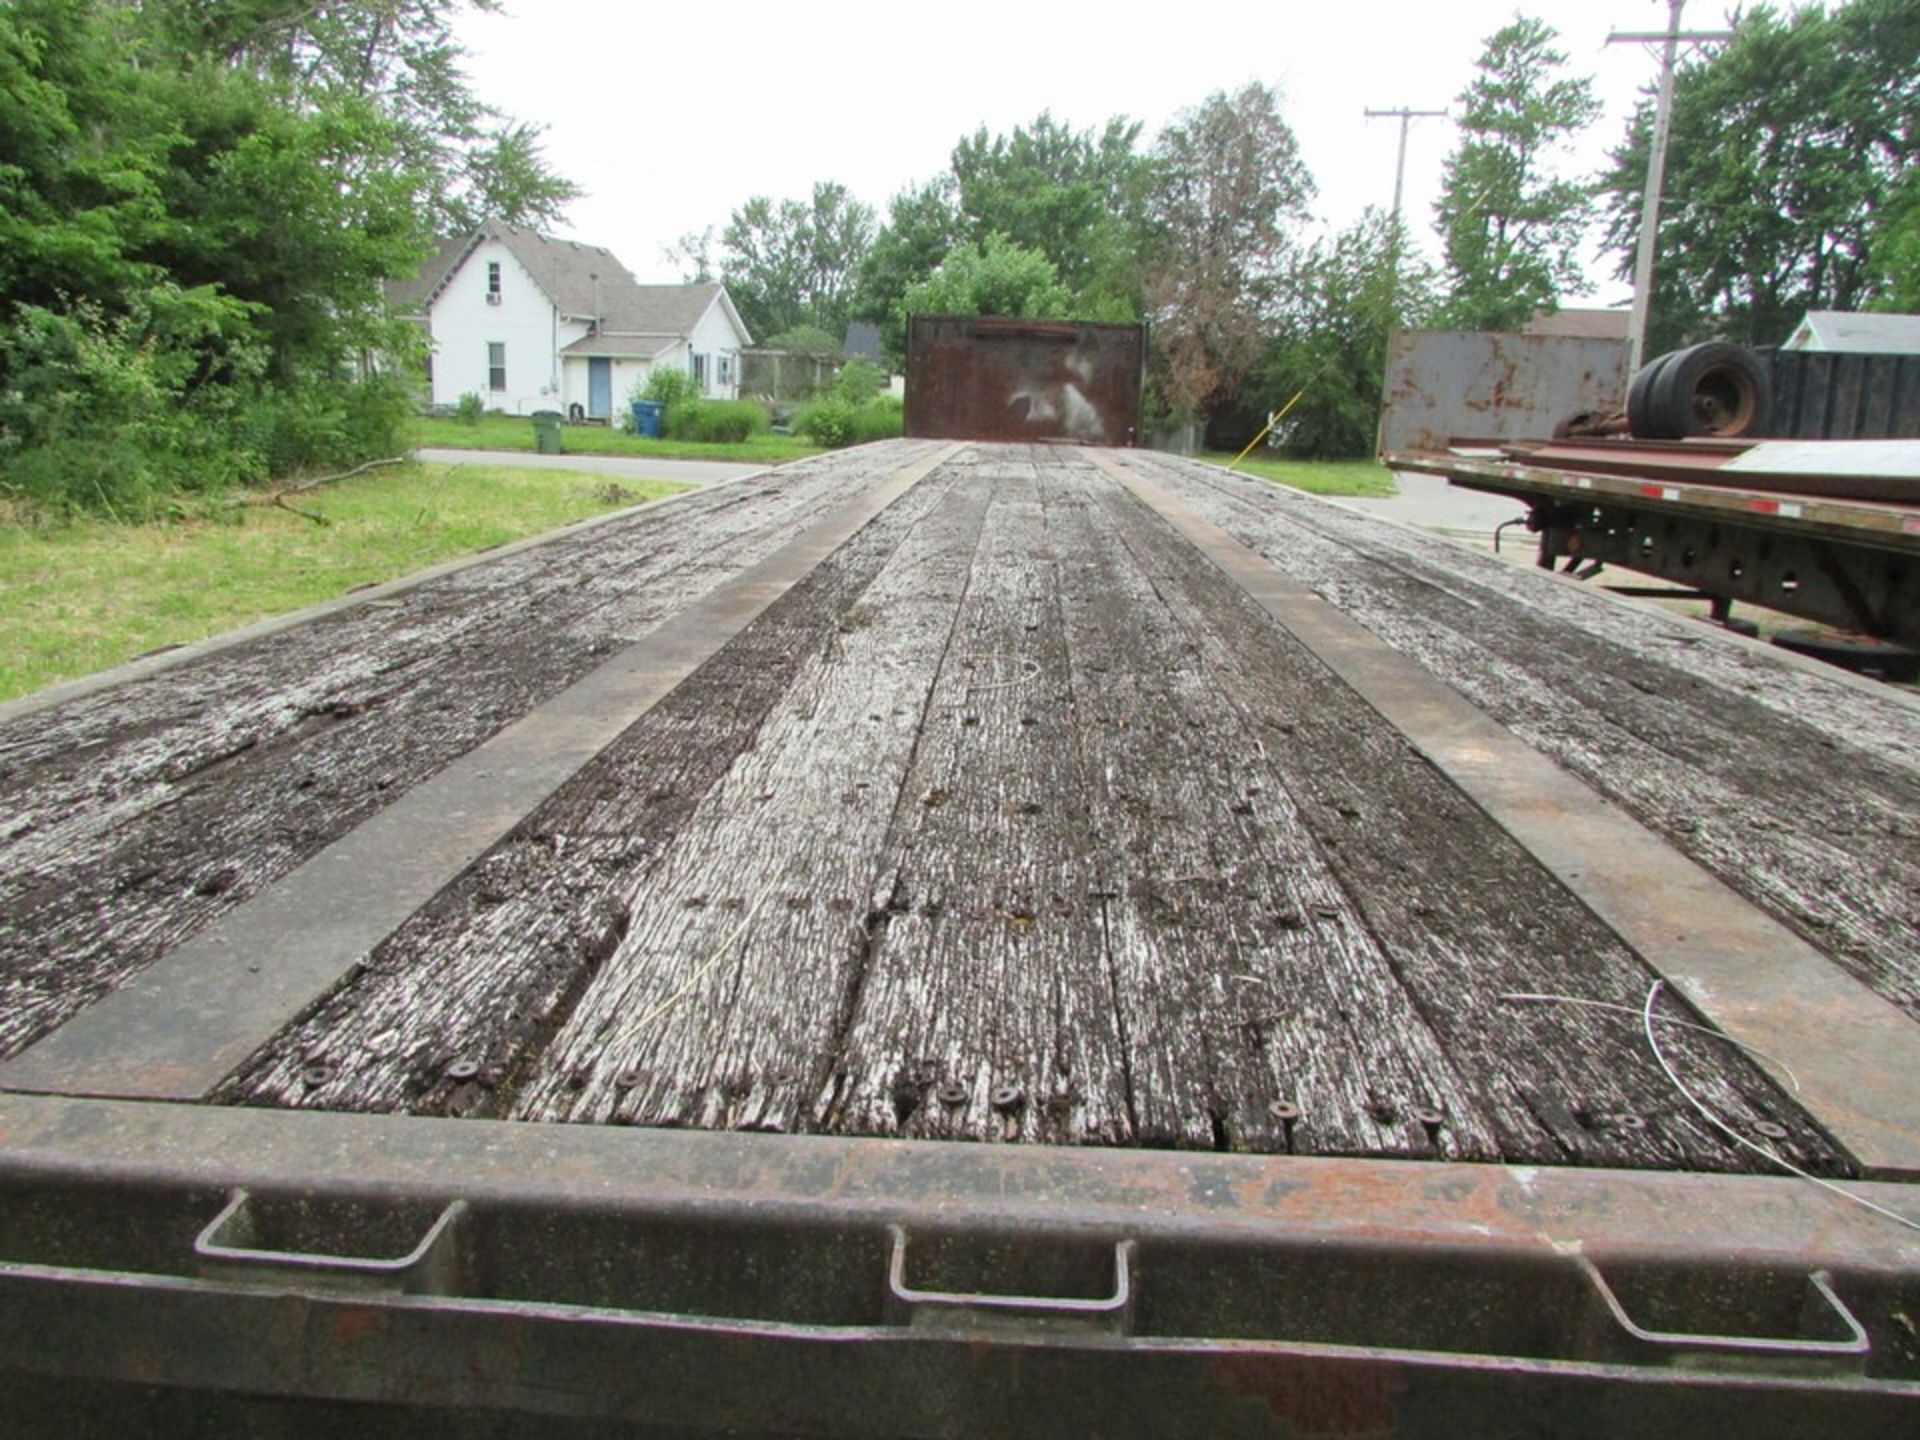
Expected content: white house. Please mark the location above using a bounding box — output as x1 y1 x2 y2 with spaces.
1783 310 1920 354
389 219 753 418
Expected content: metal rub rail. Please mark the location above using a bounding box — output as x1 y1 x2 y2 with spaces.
0 1095 1916 1435
1387 442 1920 646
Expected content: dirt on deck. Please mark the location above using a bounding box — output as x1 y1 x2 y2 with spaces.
5 441 1915 1177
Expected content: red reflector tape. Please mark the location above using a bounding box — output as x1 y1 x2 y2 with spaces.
1749 498 1780 514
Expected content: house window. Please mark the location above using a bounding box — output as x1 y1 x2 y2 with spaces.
717 354 734 387
487 261 502 302
488 342 506 392
691 352 709 390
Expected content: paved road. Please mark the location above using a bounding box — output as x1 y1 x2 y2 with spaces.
417 447 766 487
425 446 1525 533
1343 469 1528 539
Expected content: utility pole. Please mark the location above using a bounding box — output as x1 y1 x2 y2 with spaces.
1364 106 1449 223
1364 106 1447 324
1608 1 1734 379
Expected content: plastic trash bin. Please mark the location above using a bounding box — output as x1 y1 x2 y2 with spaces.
631 400 663 438
531 409 563 454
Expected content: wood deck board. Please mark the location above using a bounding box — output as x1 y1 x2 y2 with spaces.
819 454 1134 1146
506 470 989 1130
1039 459 1490 1158
0 451 914 1061
1137 454 1920 1023
1093 468 1848 1173
220 465 957 1115
5 442 1896 1175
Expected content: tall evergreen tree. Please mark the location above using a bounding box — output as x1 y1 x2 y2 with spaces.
1434 16 1599 330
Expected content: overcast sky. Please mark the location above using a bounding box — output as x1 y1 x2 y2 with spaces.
454 1 1740 305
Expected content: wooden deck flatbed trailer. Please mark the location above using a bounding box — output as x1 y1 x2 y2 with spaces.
1 441 1917 1435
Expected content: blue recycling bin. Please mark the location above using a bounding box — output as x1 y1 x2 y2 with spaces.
631 400 663 438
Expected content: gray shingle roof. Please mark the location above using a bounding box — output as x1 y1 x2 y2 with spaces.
386 220 748 343
383 233 471 317
1785 310 1920 353
559 332 680 358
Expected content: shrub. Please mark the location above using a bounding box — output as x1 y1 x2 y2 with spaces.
850 395 904 444
0 292 264 517
796 397 856 448
661 398 770 444
691 399 769 443
833 356 884 405
453 392 485 425
239 372 413 479
643 366 702 407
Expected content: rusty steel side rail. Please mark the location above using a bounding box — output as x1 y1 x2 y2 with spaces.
1388 449 1920 550
1389 449 1920 644
0 1095 1915 1434
1092 449 1920 1180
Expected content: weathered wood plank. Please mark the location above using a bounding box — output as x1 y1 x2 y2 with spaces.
501 472 992 1130
1036 456 1496 1159
0 446 932 1060
1097 459 1855 1174
1139 454 1920 1023
817 454 1133 1147
222 463 959 1114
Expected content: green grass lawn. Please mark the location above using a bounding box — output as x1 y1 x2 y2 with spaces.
0 462 689 702
1200 453 1398 498
411 415 822 464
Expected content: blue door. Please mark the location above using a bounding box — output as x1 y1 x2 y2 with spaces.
588 357 612 419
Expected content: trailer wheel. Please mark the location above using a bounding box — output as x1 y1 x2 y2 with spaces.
1646 342 1771 438
1625 351 1678 438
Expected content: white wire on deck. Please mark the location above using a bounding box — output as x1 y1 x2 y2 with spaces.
1639 979 1920 1236
962 655 1043 695
632 884 775 1036
1498 990 1802 1093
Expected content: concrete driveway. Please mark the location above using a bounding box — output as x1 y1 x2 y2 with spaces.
416 447 766 487
1343 470 1529 540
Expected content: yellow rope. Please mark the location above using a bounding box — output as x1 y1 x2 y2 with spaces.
1226 388 1305 471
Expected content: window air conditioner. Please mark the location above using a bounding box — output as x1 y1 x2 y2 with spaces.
486 293 502 305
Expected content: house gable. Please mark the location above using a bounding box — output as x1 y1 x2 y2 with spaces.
397 219 755 411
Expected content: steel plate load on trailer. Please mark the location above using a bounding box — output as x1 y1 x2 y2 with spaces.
1 441 1916 1435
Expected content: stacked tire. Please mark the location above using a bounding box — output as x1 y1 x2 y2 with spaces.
1626 343 1772 440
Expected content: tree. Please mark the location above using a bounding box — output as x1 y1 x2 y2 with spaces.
900 234 1071 324
1867 169 1920 314
949 112 1152 314
1247 210 1437 458
0 0 550 515
446 120 581 234
1143 82 1315 423
851 178 965 359
720 181 876 339
1434 16 1599 331
665 226 716 283
1600 0 1920 352
154 0 579 235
